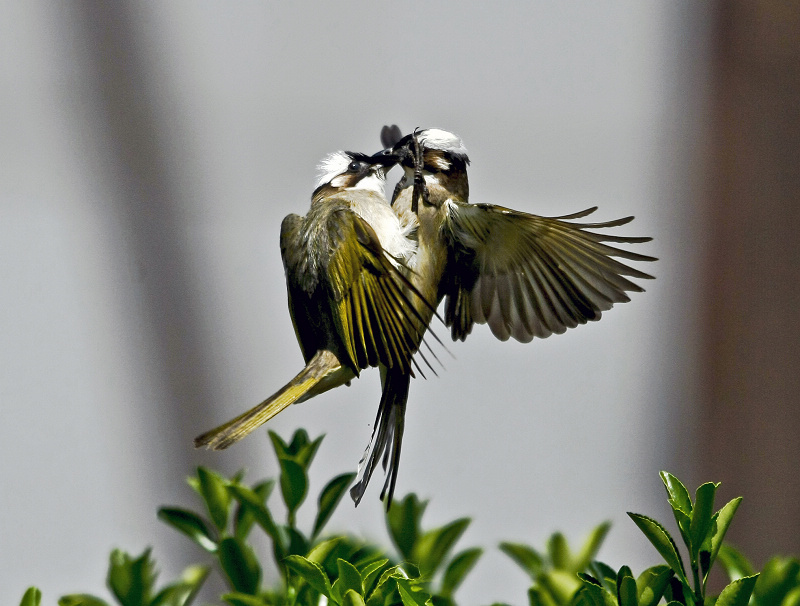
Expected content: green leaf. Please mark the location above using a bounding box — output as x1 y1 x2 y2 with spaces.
440 548 482 597
528 586 557 606
285 555 333 598
286 526 309 557
58 596 109 606
150 565 210 606
753 556 800 605
313 472 357 539
361 559 391 597
20 588 42 606
307 536 346 564
338 558 364 597
573 576 617 606
783 586 800 606
227 484 285 562
499 542 543 579
716 543 754 581
636 565 672 606
715 574 759 606
628 512 686 582
342 589 367 606
157 507 217 553
279 457 308 523
574 522 612 571
395 578 431 606
689 482 718 557
661 472 692 514
616 567 637 606
107 549 156 606
221 593 268 606
548 532 571 570
218 537 261 594
705 498 742 580
197 466 231 532
589 561 618 592
386 494 427 561
269 429 323 468
414 518 470 577
233 479 274 542
540 569 582 604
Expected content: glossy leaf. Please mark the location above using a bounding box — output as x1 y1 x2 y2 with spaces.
628 512 686 581
58 596 109 606
337 558 364 599
197 466 231 532
20 588 42 606
313 472 356 539
588 561 618 592
157 507 217 553
440 548 482 597
108 549 156 606
574 522 612 571
414 518 470 576
689 482 718 556
636 565 672 606
661 472 692 514
499 542 543 579
285 555 333 598
395 578 431 606
361 558 391 597
342 589 367 606
616 567 637 606
279 457 308 522
574 575 617 606
386 494 427 560
705 498 742 580
715 574 759 606
218 537 261 594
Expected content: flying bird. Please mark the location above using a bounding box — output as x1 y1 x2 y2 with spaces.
194 150 434 451
349 127 656 505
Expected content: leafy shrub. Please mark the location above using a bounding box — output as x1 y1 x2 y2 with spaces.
18 430 800 606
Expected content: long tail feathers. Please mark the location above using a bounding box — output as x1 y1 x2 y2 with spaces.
194 351 343 450
350 368 411 509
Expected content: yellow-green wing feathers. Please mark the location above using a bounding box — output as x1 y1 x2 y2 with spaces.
445 203 656 342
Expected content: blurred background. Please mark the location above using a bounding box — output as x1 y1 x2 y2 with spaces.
2 1 798 604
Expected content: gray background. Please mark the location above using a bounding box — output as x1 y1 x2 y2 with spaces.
2 2 710 604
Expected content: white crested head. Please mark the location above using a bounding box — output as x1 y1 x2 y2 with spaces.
418 129 468 158
316 151 351 188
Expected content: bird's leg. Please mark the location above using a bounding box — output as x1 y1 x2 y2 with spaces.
411 129 430 215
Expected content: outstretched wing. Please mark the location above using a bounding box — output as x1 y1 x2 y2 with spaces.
443 204 656 342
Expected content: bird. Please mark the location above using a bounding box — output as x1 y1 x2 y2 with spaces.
194 150 436 451
348 127 656 505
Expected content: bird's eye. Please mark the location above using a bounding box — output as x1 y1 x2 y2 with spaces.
348 161 360 172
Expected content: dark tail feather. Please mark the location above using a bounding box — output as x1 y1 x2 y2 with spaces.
350 369 411 509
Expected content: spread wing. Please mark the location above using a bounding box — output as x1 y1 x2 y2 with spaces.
282 208 432 376
443 204 656 342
